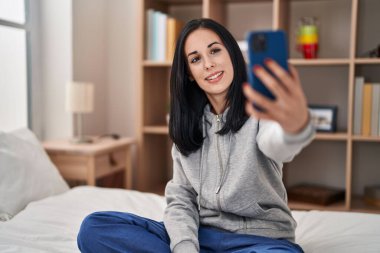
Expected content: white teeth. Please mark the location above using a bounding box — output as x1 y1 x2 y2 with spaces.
206 71 223 80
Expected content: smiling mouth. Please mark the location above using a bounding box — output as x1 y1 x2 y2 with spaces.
205 71 224 81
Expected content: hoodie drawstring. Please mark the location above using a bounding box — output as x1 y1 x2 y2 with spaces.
198 115 207 211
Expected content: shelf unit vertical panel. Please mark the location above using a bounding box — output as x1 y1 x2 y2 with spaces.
203 0 225 23
349 0 359 60
345 138 353 209
137 1 147 190
346 0 358 209
273 0 289 30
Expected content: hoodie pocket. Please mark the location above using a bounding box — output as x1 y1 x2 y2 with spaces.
224 201 264 217
243 202 296 230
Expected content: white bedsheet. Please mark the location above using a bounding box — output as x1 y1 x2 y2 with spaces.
0 186 379 253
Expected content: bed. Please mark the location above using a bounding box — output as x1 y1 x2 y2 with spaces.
1 129 380 253
1 186 380 253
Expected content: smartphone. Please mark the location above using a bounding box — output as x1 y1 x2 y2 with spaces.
246 30 289 101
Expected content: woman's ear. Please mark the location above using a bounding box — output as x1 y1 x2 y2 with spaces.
189 75 194 82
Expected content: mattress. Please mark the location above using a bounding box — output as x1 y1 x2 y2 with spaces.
0 186 379 253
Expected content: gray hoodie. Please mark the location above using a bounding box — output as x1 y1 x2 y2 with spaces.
164 104 315 252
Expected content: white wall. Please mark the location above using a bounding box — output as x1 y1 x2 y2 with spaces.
106 0 139 137
32 0 140 140
72 0 107 136
72 0 139 138
39 0 73 140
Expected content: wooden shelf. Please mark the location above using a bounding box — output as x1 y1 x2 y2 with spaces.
314 132 348 141
157 0 201 5
289 58 350 66
138 0 380 214
354 58 380 65
351 196 380 214
352 135 380 142
143 126 169 134
288 200 347 212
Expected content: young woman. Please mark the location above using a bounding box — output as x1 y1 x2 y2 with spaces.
77 18 314 253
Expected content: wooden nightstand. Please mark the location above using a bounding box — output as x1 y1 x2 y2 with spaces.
43 137 136 189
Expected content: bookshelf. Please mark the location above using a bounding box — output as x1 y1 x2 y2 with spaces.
137 0 380 213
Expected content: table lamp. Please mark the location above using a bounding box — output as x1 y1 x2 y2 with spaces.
66 81 94 143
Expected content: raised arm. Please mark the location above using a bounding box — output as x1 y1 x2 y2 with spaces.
243 60 315 163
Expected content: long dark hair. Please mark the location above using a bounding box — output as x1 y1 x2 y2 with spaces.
169 18 248 156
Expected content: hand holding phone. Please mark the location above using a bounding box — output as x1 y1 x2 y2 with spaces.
243 30 310 134
246 30 289 101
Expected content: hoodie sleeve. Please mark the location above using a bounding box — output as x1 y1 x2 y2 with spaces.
256 112 315 164
164 145 200 253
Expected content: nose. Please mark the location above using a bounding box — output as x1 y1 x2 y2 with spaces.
203 56 215 70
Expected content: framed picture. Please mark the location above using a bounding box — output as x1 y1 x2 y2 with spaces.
309 105 338 132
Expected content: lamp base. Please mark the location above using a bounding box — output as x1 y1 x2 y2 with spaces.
70 136 93 144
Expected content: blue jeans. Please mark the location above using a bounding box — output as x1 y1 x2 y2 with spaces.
77 211 304 253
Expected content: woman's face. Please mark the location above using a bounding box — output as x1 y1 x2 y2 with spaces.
184 28 234 102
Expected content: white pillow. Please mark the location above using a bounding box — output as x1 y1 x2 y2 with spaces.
0 128 69 221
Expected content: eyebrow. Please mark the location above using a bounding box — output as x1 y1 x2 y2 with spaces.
187 41 221 57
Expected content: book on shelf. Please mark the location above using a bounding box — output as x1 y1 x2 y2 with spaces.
145 9 183 62
287 183 345 206
157 11 167 62
146 9 154 61
371 84 380 136
353 78 380 137
166 17 183 62
362 83 373 136
353 77 364 135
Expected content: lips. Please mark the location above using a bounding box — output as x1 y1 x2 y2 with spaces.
205 71 224 82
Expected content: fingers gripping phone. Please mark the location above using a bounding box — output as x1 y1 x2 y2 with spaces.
246 30 289 101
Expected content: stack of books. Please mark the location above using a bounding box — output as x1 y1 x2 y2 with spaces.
145 9 183 62
353 77 380 136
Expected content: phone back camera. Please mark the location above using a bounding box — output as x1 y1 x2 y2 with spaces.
252 34 267 52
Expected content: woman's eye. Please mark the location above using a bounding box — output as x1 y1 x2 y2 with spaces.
191 56 200 63
211 48 221 54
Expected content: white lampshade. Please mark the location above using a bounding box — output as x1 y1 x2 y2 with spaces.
66 82 94 113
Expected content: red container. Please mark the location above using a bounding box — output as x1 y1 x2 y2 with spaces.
302 43 319 59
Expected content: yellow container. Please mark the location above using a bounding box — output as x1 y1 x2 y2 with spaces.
298 33 318 44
